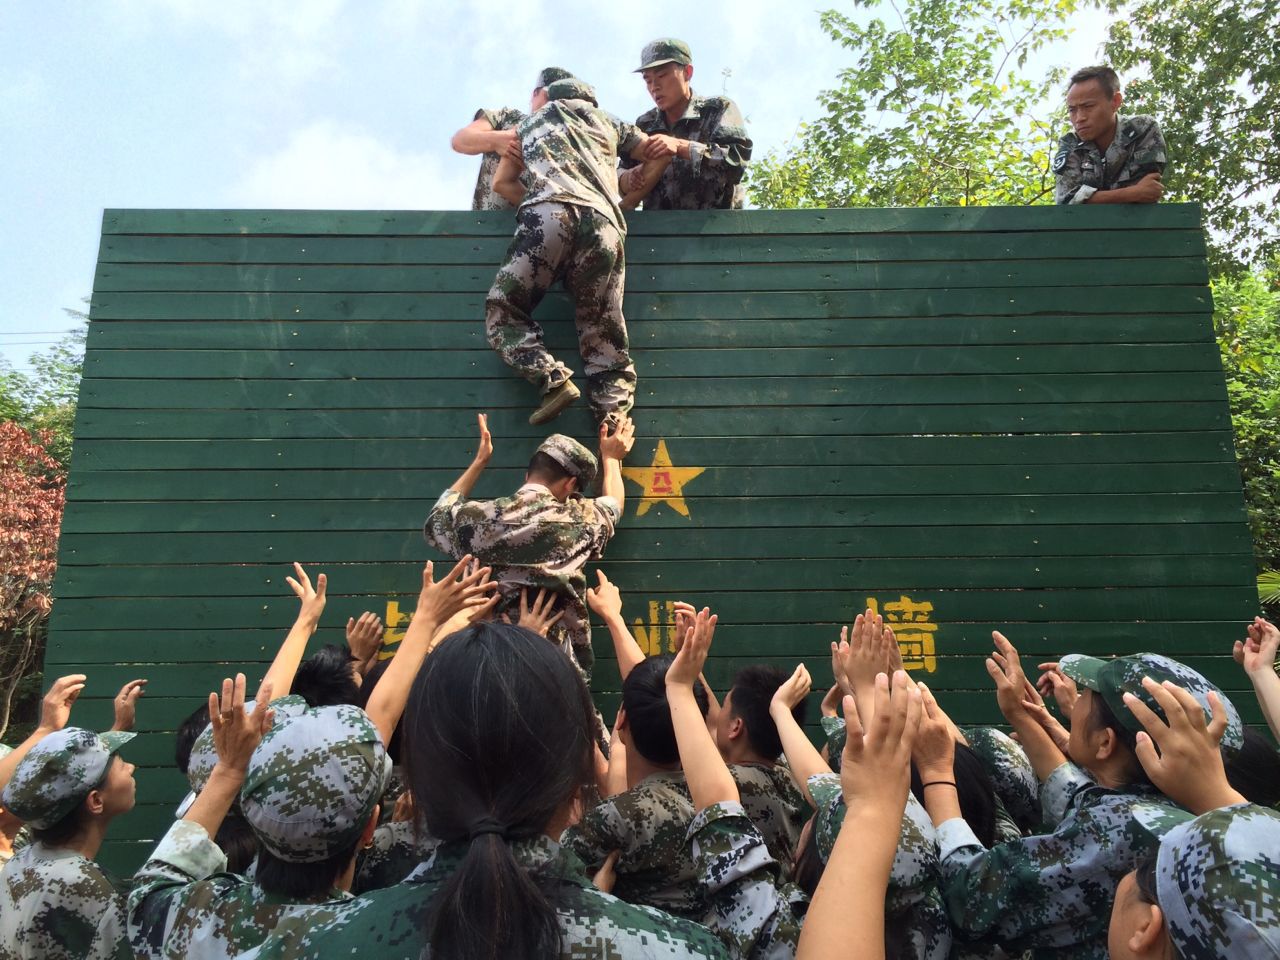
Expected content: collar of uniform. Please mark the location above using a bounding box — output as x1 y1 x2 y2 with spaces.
647 92 703 131
517 481 554 496
675 91 703 123
404 834 592 888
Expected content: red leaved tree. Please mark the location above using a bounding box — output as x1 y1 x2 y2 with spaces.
0 420 66 741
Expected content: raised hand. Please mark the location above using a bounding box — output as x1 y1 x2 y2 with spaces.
592 850 622 893
840 670 921 809
666 607 717 688
208 675 274 775
415 555 498 627
346 612 385 666
110 678 147 732
286 562 327 625
1235 617 1280 676
770 663 812 715
1035 661 1079 714
507 587 566 638
911 681 957 780
586 570 624 621
986 631 1032 723
1124 678 1243 814
473 413 494 464
40 673 87 734
598 415 636 461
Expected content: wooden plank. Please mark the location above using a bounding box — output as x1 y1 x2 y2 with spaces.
92 258 1210 294
56 493 1251 535
85 286 1212 322
73 373 1230 410
84 315 1218 352
97 230 1209 265
52 556 1257 599
61 462 1245 501
69 403 1235 444
57 524 1255 566
99 204 1205 236
83 343 1224 380
43 619 1257 665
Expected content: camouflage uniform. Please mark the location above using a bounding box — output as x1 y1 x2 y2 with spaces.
425 435 619 678
1138 802 1280 959
1052 115 1167 204
128 705 390 959
962 726 1041 835
0 727 137 960
727 762 810 872
621 39 753 209
809 773 953 960
352 819 441 894
486 77 643 420
560 770 702 919
229 811 754 960
470 106 525 210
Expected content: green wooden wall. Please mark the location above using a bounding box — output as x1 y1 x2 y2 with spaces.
47 204 1259 871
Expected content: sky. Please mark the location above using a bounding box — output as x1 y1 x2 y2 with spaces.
0 0 1113 371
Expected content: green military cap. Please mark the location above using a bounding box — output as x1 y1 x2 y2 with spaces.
546 77 598 107
1 727 135 829
1135 803 1280 959
635 38 693 72
538 433 598 487
535 66 573 90
184 693 310 795
1060 653 1244 750
240 704 390 863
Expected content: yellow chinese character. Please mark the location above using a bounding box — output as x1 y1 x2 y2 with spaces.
631 600 680 656
865 595 938 673
378 599 412 660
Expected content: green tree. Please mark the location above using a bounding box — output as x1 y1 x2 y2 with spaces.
748 0 1077 209
0 316 86 468
1102 0 1279 267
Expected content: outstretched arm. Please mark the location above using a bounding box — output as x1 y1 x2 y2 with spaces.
769 663 830 805
0 674 86 792
183 675 274 840
451 117 515 156
447 413 494 498
665 607 738 810
258 562 327 700
586 571 646 682
986 631 1068 781
1236 617 1280 741
620 155 672 210
597 415 635 511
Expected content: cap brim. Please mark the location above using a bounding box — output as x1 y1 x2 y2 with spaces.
634 58 679 72
1059 654 1107 690
100 730 137 754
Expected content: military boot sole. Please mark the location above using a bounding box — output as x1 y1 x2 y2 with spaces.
529 380 580 425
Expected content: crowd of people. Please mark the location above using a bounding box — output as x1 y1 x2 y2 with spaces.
1 417 1278 959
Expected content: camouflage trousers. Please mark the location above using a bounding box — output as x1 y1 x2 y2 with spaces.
485 201 637 419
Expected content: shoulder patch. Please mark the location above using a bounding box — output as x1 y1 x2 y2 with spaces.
1051 146 1071 173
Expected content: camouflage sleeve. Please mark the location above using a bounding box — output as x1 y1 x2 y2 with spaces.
688 801 802 960
961 725 1040 833
614 118 646 159
1053 136 1093 205
474 106 522 133
424 489 465 557
560 796 626 871
688 99 752 179
127 819 229 952
1039 761 1096 828
820 716 846 773
1122 118 1167 182
585 496 621 558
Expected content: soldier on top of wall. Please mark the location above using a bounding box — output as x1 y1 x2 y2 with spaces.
1053 65 1167 206
449 66 574 212
619 38 753 210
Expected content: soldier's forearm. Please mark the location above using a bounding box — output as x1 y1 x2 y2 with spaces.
450 459 488 498
600 458 625 511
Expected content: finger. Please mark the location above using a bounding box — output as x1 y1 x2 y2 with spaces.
534 588 549 614
233 672 247 711
1121 688 1169 744
220 676 234 714
293 562 311 588
1159 680 1211 732
347 616 356 632
444 554 473 584
1232 640 1245 664
421 560 434 589
595 570 609 588
547 610 566 627
314 572 327 596
1133 730 1160 774
208 691 219 725
841 693 866 758
256 680 274 708
1139 677 1197 732
984 657 1009 687
53 673 89 691
1204 691 1228 744
500 613 512 624
520 587 531 617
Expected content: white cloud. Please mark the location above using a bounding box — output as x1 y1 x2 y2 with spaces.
228 119 474 209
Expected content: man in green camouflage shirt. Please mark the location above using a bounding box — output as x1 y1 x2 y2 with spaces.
620 39 753 210
450 67 573 211
487 76 663 425
128 703 390 959
1053 65 1166 205
0 726 137 960
425 416 635 678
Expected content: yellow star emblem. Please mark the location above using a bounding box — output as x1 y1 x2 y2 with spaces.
622 438 706 517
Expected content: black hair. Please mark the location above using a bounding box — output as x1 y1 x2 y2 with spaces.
1086 692 1152 788
215 813 259 875
621 655 710 765
30 805 84 847
1134 853 1160 904
1069 65 1121 98
727 664 803 761
358 658 402 764
175 703 210 775
1223 726 1280 807
526 451 574 485
255 837 363 899
910 743 998 848
294 643 360 708
791 817 824 897
404 622 597 960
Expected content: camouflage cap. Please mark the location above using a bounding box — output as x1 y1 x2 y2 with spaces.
185 693 310 794
635 38 693 72
1060 653 1244 750
1141 803 1280 959
240 704 390 863
545 77 598 107
535 66 573 90
1 727 135 829
537 433 598 487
